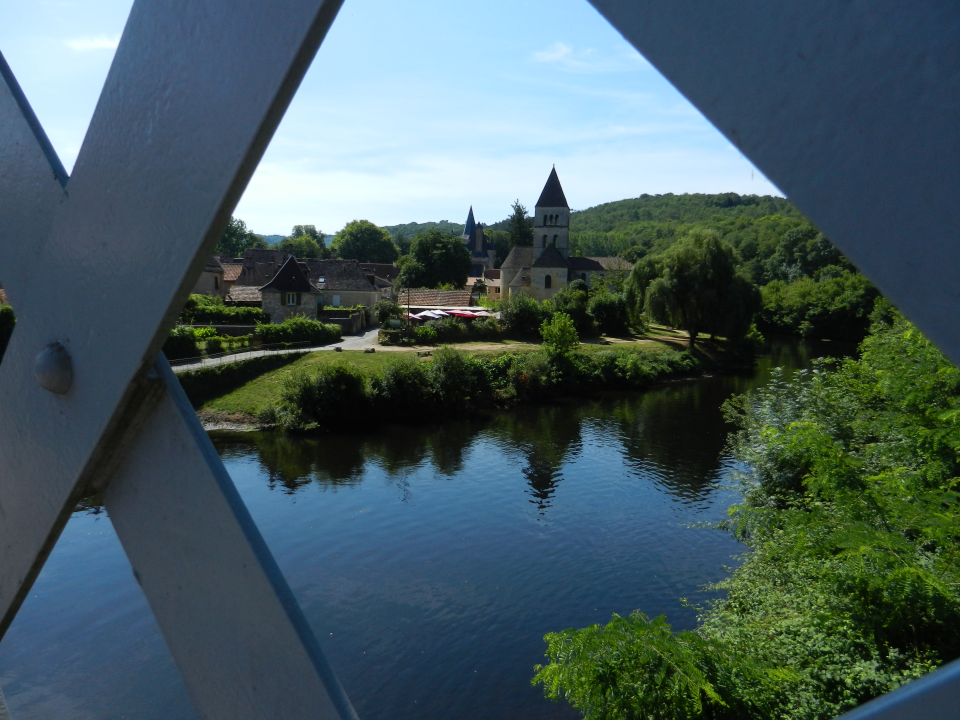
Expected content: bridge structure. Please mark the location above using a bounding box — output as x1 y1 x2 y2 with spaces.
0 1 958 718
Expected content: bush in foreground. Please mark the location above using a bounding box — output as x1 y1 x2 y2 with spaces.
257 315 341 346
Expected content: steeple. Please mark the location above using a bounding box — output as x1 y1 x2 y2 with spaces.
536 167 569 209
462 206 477 244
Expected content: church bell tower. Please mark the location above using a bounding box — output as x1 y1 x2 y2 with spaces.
532 166 570 260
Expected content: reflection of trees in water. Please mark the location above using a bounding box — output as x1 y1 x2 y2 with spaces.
486 404 584 514
212 420 484 496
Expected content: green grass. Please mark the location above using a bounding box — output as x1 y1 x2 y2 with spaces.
197 337 689 419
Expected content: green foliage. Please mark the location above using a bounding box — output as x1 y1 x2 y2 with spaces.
180 294 265 324
269 363 370 430
0 305 15 366
279 233 326 259
256 315 341 346
333 220 399 263
215 216 267 257
374 299 402 323
414 325 439 344
381 219 466 245
506 200 534 249
626 229 760 346
535 317 960 719
549 283 594 335
177 353 307 407
398 228 472 289
766 225 844 282
533 612 774 720
501 292 551 336
759 268 879 340
540 313 579 356
268 345 706 430
588 292 630 336
164 325 201 361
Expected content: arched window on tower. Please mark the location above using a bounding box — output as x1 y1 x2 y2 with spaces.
543 215 547 225
542 234 547 246
544 274 552 289
552 234 558 246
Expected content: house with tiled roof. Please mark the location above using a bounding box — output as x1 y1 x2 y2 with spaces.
397 288 473 310
499 168 636 300
301 259 381 309
260 256 321 323
192 257 226 297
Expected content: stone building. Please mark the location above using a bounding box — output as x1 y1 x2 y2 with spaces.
499 167 629 301
301 259 381 309
191 257 226 297
259 256 320 323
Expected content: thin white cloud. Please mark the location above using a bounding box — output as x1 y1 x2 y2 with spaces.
65 35 119 51
532 41 637 73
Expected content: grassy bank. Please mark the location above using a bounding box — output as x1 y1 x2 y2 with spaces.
190 330 733 425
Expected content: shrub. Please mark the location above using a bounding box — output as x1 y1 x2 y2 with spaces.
429 347 491 414
471 316 501 340
550 284 594 335
180 294 264 324
0 305 15 365
502 292 550 336
257 314 341 346
588 292 630 335
415 325 438 344
540 312 579 356
194 327 219 339
163 325 201 361
370 355 435 416
205 337 224 355
374 299 402 323
271 363 369 431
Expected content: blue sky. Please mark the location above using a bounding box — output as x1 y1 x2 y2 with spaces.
1 0 779 236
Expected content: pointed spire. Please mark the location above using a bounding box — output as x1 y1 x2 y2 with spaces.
462 205 477 242
536 167 569 209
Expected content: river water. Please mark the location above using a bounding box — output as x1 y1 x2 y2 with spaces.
0 338 849 719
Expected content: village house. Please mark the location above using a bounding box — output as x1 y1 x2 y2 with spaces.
191 257 226 297
259 256 320 323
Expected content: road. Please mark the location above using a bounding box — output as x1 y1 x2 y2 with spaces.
171 325 381 373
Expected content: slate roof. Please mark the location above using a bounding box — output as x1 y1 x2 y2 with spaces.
532 246 569 268
359 263 400 282
567 256 606 272
221 263 243 282
260 256 317 293
589 256 633 272
509 269 532 288
302 259 378 292
535 167 569 209
235 249 291 286
500 245 535 269
226 285 262 303
398 289 473 307
203 257 224 274
462 206 477 242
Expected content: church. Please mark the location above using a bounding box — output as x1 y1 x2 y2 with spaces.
462 167 632 301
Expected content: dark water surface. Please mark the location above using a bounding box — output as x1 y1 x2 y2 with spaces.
0 338 849 719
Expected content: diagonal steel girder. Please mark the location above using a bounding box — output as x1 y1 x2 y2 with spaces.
0 0 358 717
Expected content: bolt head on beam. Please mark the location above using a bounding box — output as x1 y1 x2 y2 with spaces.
34 342 73 395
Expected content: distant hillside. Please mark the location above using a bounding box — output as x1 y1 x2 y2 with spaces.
382 220 465 241
254 234 285 245
569 192 805 259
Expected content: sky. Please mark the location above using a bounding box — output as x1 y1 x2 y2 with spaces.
1 0 780 236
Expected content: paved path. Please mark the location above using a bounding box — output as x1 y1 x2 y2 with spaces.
171 325 381 373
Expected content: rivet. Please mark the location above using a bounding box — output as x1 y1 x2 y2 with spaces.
34 342 73 395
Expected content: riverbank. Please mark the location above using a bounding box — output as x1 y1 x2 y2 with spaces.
186 327 752 431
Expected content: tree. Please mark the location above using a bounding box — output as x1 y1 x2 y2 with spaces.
540 312 579 356
506 200 533 248
215 216 266 256
397 228 472 289
766 225 843 282
289 224 323 242
279 233 325 258
626 228 760 347
333 220 399 263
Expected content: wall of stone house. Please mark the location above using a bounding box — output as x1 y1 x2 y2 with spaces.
528 267 567 302
500 266 521 296
192 270 224 297
262 291 318 324
315 289 379 310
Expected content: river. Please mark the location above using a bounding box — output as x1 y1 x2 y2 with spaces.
0 338 850 719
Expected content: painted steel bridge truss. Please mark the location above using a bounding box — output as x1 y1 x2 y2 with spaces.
1 1 958 718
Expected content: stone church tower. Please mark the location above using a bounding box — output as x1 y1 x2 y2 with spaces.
532 166 570 261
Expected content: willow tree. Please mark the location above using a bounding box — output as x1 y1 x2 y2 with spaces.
625 229 760 347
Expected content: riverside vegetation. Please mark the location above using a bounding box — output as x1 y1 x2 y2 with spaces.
533 309 960 719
